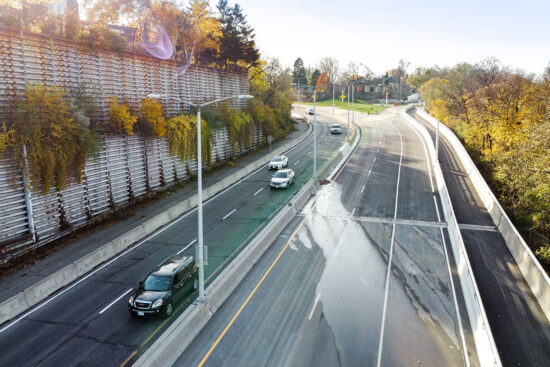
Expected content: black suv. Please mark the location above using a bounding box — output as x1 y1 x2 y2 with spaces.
128 255 198 318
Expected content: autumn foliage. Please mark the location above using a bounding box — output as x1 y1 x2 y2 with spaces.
108 97 138 135
412 59 550 269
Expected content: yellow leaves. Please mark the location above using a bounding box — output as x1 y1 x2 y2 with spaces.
429 99 450 124
0 124 15 153
14 83 96 194
108 96 137 135
165 113 212 166
183 0 222 59
139 98 167 138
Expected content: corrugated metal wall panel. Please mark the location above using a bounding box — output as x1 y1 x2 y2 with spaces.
127 135 147 197
0 28 257 262
0 153 29 246
106 135 130 206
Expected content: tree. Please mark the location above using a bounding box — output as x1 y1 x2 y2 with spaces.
292 57 308 86
319 57 339 85
85 0 143 26
316 72 330 92
310 69 320 87
216 0 259 69
181 0 222 63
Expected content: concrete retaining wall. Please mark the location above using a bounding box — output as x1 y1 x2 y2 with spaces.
0 124 313 326
402 106 502 367
417 108 550 322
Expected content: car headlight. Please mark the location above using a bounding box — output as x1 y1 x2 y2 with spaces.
128 295 134 305
152 299 163 308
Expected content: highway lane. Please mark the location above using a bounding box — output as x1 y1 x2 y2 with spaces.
411 108 550 366
0 107 347 366
177 107 478 367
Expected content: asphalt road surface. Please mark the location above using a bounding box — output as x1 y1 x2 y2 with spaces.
411 108 550 367
176 107 479 367
0 107 346 367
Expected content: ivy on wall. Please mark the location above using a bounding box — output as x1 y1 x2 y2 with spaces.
165 113 212 167
107 96 138 135
12 83 99 194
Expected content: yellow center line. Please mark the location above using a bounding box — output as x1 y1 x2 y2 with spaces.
197 216 308 367
119 351 137 367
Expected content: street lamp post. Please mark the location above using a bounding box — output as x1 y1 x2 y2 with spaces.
313 90 317 180
347 85 350 140
148 93 252 303
332 83 335 114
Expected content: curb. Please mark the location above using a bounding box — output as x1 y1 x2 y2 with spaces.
0 124 313 326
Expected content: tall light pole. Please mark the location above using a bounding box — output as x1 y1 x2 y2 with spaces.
347 85 350 140
352 82 355 124
148 93 252 303
332 83 335 114
313 89 317 180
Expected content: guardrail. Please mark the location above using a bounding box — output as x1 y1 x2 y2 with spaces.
133 114 361 367
0 124 313 326
416 108 550 323
402 105 502 367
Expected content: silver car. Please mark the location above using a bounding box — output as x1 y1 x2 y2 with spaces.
270 169 295 189
268 155 288 170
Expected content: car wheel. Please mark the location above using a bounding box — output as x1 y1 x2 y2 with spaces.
164 302 173 318
193 276 199 290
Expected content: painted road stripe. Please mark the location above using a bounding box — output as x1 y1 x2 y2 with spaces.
361 185 365 193
222 209 236 220
197 217 308 367
254 187 263 196
178 239 197 254
373 157 376 163
99 288 132 314
294 160 300 165
376 119 403 367
351 208 356 217
308 292 322 320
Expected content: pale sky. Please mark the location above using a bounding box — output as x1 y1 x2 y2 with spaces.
229 0 550 76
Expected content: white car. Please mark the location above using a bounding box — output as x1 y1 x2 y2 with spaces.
330 124 342 134
270 169 295 189
268 155 288 170
306 108 315 115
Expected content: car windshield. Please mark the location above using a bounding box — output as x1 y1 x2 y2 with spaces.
142 274 171 292
272 157 283 162
331 124 340 128
273 171 288 178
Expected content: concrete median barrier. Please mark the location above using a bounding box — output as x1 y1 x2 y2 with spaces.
416 107 550 322
134 120 352 367
74 244 117 277
403 105 502 366
0 292 29 325
23 263 79 308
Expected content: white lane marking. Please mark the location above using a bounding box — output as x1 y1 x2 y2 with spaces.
0 121 321 334
308 292 322 320
368 169 372 176
361 185 365 193
178 238 197 254
98 288 132 315
222 209 237 220
254 187 264 196
377 147 380 153
376 120 403 367
373 157 376 163
406 117 470 367
351 208 356 217
294 160 300 165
